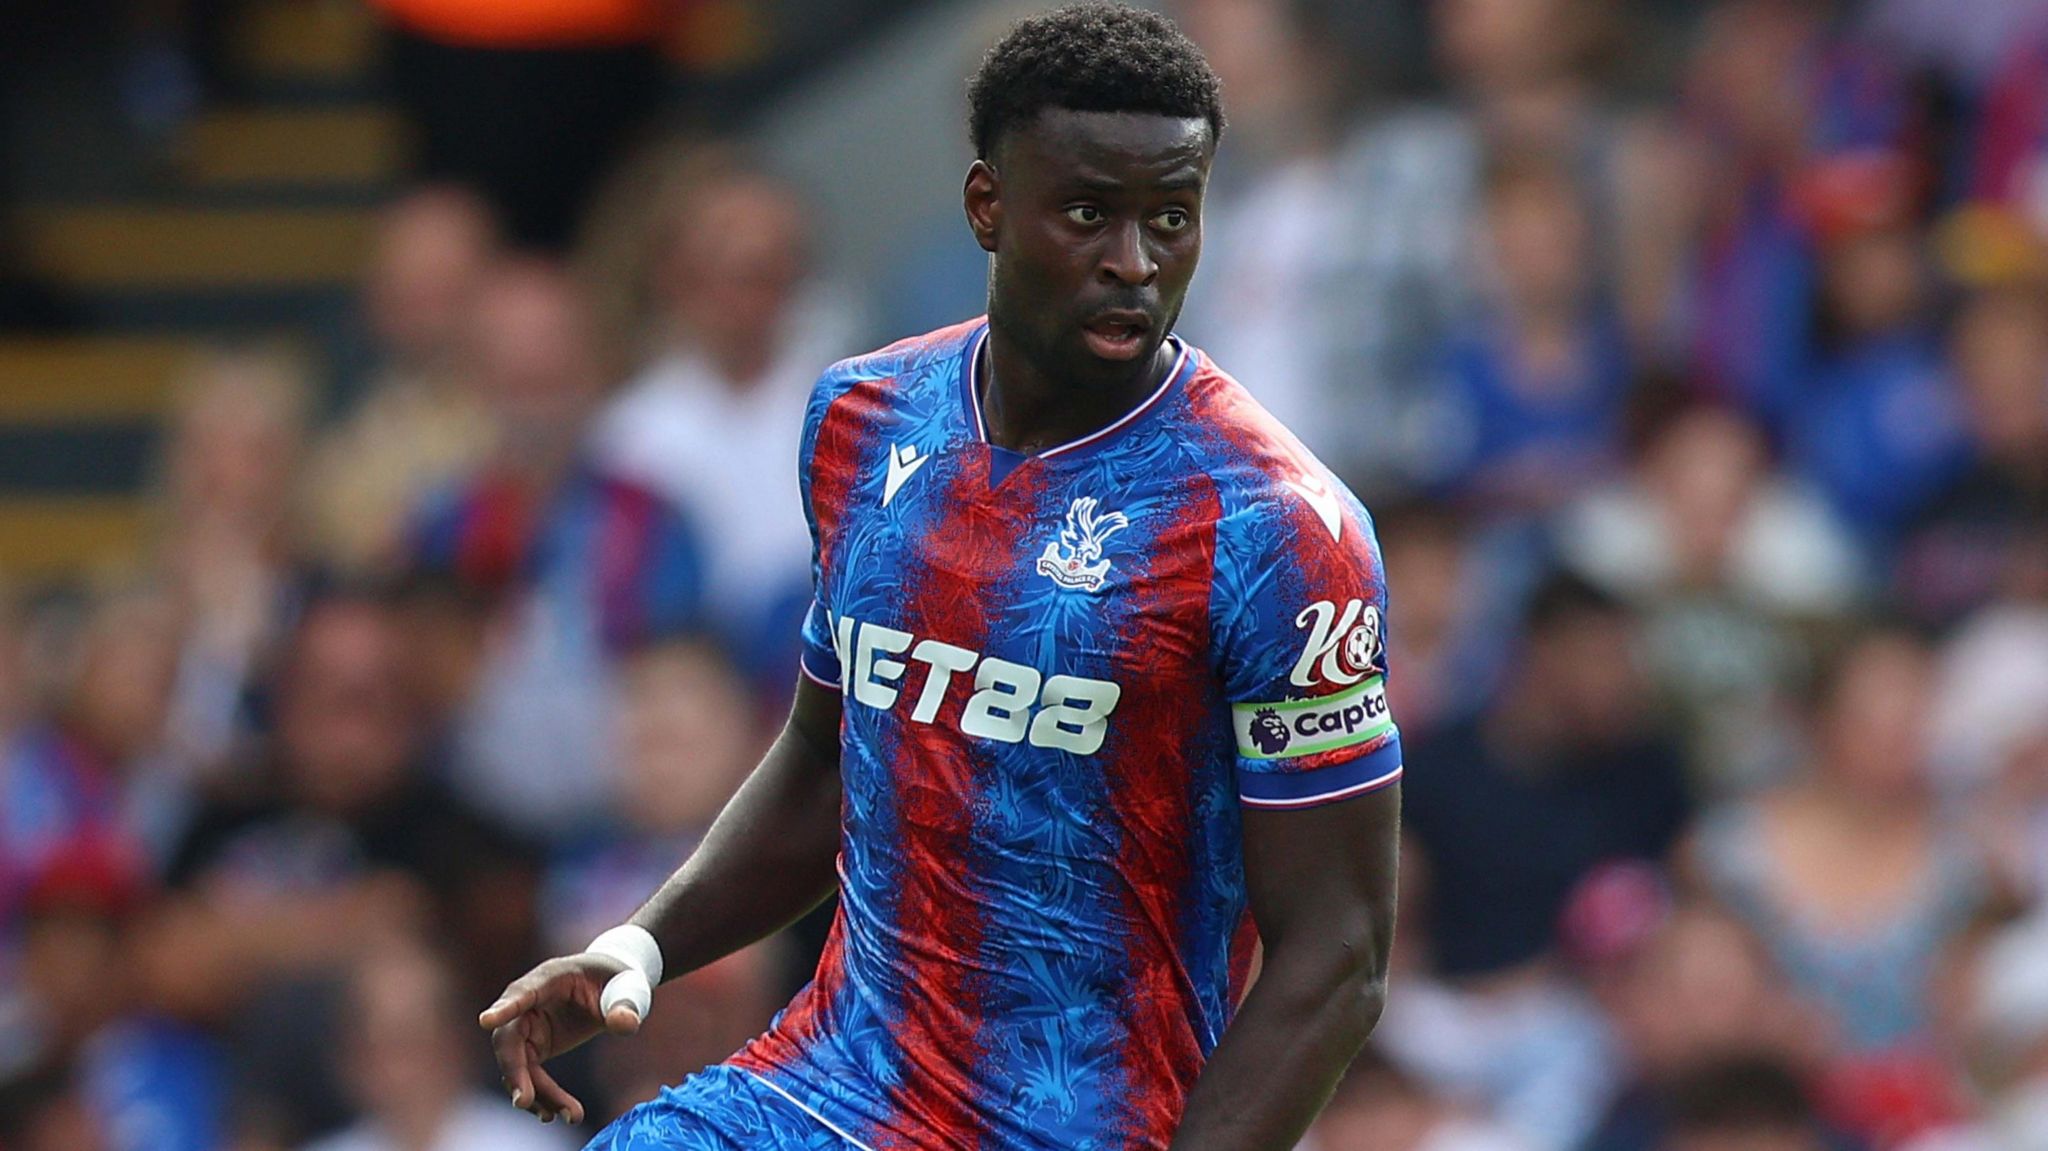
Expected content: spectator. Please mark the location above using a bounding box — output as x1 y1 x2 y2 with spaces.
1416 148 1631 514
1404 571 1693 978
589 156 853 694
11 840 225 1151
304 937 571 1151
541 637 761 952
1327 0 1689 488
148 588 532 1145
1681 0 1919 421
1563 404 1867 617
1578 892 1834 1151
1559 404 1866 788
304 188 503 575
1893 283 2048 625
151 348 315 785
0 590 180 911
1686 627 1992 1058
1781 154 1972 545
1383 573 1691 1151
407 258 704 840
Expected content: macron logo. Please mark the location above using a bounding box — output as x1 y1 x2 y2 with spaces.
883 442 929 508
1285 473 1343 542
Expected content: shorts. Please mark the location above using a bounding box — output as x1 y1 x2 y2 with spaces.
585 1063 863 1150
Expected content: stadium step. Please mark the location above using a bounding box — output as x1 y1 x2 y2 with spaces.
0 337 211 424
180 106 409 191
238 0 383 87
22 204 379 292
0 496 152 582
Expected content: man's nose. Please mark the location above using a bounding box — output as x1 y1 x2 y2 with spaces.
1099 221 1158 287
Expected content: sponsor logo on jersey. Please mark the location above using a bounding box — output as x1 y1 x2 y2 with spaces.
1233 677 1393 760
1284 472 1344 542
830 612 1123 754
1290 599 1383 687
882 442 929 507
1037 496 1129 592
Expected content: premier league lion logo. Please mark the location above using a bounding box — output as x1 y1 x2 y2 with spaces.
1249 707 1291 755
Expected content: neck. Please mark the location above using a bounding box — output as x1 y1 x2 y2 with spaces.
979 324 1175 456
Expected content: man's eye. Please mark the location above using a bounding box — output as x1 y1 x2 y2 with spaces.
1154 209 1191 232
1065 206 1103 225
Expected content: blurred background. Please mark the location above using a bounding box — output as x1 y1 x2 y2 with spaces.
2 0 2048 1149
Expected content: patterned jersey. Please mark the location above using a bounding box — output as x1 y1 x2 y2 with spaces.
727 318 1402 1150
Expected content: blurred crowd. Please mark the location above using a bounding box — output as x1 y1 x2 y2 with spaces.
6 0 2048 1150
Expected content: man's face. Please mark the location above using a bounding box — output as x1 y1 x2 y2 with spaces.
968 109 1212 387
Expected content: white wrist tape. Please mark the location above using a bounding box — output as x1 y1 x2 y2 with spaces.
586 924 664 1021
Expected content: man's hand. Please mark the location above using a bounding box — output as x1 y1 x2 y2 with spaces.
479 954 646 1124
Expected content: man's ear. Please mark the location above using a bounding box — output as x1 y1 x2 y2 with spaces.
964 159 1000 255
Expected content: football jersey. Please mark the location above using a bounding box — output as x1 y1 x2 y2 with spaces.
726 318 1401 1150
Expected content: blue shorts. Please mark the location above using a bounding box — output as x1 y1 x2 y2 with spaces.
584 1064 859 1150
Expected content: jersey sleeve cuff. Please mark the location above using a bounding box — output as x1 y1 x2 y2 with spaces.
1238 737 1402 810
799 655 840 689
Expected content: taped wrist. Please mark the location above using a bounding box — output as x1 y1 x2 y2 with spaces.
585 924 663 1021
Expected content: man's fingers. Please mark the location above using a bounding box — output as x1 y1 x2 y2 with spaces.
600 967 652 1029
530 1061 585 1125
479 980 540 1030
491 1019 537 1110
604 1002 644 1036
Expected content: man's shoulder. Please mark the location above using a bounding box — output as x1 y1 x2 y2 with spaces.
1173 346 1362 521
811 318 984 403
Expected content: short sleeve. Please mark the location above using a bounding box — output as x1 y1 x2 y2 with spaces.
1212 476 1402 809
796 367 844 690
799 598 841 688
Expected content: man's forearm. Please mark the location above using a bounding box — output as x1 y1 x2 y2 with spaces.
1169 936 1388 1151
627 711 843 978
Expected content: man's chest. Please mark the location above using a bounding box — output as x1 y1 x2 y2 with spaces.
818 438 1221 754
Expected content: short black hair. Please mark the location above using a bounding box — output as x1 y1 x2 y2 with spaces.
967 2 1225 162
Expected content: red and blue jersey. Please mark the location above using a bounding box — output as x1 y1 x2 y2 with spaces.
728 318 1401 1150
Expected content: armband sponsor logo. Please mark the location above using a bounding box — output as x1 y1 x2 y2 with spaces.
828 612 1122 754
1290 599 1383 688
1233 676 1394 760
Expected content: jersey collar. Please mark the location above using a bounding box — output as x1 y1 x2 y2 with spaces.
959 322 1192 464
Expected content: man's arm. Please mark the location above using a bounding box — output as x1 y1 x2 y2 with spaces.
480 675 844 1124
1170 785 1400 1151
